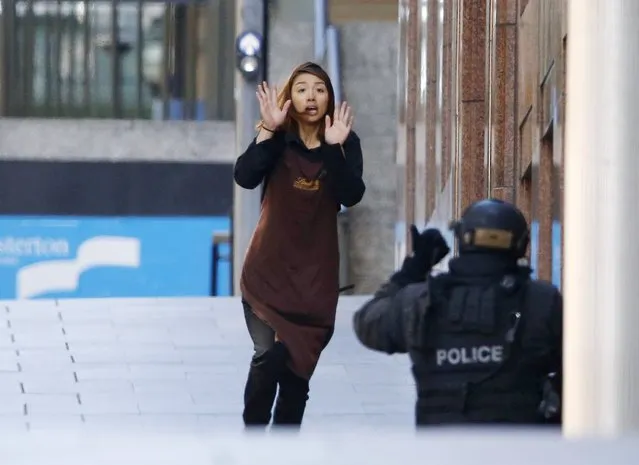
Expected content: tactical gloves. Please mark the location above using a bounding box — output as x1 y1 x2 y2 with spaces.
391 225 450 287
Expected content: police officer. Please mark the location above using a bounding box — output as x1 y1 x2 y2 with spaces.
352 198 562 426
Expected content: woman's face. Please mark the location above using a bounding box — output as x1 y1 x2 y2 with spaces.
290 72 329 125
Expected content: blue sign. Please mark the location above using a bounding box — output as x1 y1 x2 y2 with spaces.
530 221 539 280
529 220 562 288
551 222 561 288
0 216 230 300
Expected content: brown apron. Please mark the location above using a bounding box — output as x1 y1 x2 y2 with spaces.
240 145 340 380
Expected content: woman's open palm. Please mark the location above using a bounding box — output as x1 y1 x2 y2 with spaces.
256 82 291 131
325 101 354 145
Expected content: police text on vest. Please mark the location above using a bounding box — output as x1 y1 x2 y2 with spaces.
436 345 503 366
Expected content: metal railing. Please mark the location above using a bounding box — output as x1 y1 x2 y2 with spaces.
0 0 235 120
211 230 231 296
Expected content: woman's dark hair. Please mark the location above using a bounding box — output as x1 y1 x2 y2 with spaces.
257 61 336 138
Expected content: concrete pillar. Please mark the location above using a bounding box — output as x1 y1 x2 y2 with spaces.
0 4 4 116
232 0 265 295
563 0 639 436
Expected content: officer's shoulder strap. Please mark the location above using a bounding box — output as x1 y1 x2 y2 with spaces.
523 279 558 316
405 274 447 350
506 278 558 351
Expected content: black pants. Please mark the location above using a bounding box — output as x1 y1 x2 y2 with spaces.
242 300 310 428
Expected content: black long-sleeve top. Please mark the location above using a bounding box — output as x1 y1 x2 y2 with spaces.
234 130 365 208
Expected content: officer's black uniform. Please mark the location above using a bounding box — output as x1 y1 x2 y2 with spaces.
352 199 562 426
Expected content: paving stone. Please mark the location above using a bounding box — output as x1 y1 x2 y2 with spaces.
345 363 414 385
75 379 134 394
17 349 73 372
117 329 173 344
361 401 414 415
68 346 124 364
171 330 226 348
17 348 70 361
63 324 118 343
59 307 113 322
0 361 19 372
0 395 26 415
196 414 243 431
128 365 188 380
74 365 130 381
136 393 197 415
0 374 22 394
177 348 238 364
0 414 29 430
4 300 59 314
138 414 201 432
24 394 81 415
27 415 84 430
305 397 367 416
184 364 240 378
122 347 182 364
79 393 140 415
8 319 62 331
301 413 377 429
81 414 145 432
132 379 196 394
19 373 78 394
12 330 67 349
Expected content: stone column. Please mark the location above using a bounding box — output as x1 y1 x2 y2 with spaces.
564 0 639 436
458 0 487 211
488 0 518 202
232 0 266 294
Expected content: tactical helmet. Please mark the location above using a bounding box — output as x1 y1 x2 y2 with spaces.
450 198 529 258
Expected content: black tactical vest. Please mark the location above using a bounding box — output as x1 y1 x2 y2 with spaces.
408 274 544 425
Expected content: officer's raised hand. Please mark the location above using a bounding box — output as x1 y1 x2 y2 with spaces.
391 226 450 287
410 225 450 267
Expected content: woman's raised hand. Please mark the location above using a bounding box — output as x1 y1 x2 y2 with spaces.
256 82 291 131
324 101 354 145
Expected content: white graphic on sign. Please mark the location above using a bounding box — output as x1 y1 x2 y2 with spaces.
0 236 70 257
16 236 141 299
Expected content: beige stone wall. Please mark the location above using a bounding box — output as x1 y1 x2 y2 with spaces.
340 23 399 292
329 0 397 23
0 119 235 163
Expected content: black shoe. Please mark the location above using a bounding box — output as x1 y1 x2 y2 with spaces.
272 367 310 427
242 342 291 426
242 364 277 426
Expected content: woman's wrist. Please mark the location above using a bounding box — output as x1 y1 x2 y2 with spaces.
256 126 276 143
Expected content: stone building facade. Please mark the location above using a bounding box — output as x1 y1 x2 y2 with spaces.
396 0 566 286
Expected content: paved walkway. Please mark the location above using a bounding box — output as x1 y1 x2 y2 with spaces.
0 296 416 432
